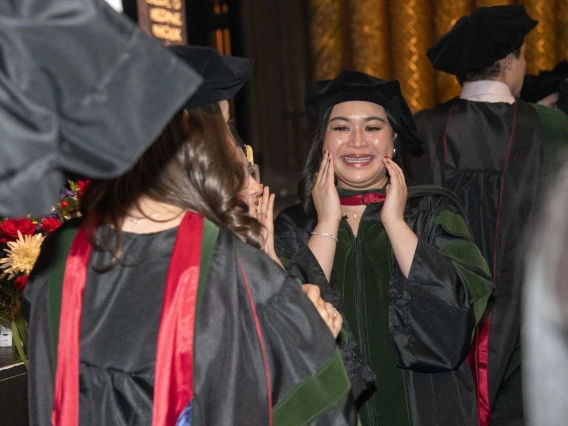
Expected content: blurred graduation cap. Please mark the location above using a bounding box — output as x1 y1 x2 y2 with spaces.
168 45 253 110
0 0 202 217
427 5 537 76
305 69 421 145
169 45 255 162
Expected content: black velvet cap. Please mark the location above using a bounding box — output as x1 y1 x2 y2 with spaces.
427 5 538 76
168 45 253 109
521 74 563 103
305 70 421 145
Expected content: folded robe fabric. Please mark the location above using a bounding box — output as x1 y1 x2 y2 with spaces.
0 0 202 217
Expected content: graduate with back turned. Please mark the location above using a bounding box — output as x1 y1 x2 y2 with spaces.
412 5 568 425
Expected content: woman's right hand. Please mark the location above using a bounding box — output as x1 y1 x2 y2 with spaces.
302 284 343 339
311 150 342 227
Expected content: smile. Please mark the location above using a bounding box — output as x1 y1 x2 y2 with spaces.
342 156 373 164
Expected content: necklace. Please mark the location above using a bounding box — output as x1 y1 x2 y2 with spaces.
126 212 161 225
343 213 361 219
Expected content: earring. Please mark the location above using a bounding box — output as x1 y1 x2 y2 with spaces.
393 148 397 157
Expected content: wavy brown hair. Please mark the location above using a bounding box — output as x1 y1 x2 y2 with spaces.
80 103 261 264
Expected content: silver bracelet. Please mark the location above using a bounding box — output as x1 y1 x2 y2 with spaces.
311 231 338 242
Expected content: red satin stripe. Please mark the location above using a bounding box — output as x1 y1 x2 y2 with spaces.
339 193 386 206
466 103 518 426
52 226 92 426
152 212 203 426
51 212 203 426
475 312 492 426
442 104 456 185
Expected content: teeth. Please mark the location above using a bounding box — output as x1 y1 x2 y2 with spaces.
344 156 372 163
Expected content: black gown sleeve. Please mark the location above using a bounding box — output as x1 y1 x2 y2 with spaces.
389 196 494 372
191 230 358 425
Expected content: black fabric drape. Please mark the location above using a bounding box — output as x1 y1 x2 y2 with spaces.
0 0 202 216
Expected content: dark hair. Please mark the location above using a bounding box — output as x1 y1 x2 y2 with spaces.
458 46 522 85
80 103 261 266
298 106 412 215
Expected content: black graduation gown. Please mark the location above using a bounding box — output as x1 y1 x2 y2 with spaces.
274 186 494 426
0 0 201 217
412 98 568 413
23 220 358 425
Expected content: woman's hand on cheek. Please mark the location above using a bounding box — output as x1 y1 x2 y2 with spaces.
311 150 342 228
380 156 407 228
255 186 284 268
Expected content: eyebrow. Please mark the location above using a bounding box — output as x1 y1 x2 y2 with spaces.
329 116 387 123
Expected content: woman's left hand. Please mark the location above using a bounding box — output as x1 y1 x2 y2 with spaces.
248 186 283 268
380 156 408 227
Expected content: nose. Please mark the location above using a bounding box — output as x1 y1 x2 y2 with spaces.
347 128 368 149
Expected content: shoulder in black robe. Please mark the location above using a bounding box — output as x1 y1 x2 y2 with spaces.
23 220 357 425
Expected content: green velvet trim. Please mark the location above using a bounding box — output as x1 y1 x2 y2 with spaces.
505 346 522 380
273 349 352 426
278 256 290 267
335 219 413 426
196 219 219 314
435 210 472 239
533 104 568 181
441 242 493 328
48 221 81 369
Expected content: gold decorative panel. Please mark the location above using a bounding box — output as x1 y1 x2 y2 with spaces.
308 0 343 80
349 0 391 79
525 0 557 74
389 0 435 112
557 0 568 61
475 0 514 7
432 0 472 103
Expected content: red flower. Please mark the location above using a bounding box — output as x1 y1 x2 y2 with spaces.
15 275 29 292
0 218 37 242
60 200 69 208
77 180 90 198
41 217 62 233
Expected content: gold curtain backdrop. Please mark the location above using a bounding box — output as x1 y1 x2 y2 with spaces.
309 0 568 111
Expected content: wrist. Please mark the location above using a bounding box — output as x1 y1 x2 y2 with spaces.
315 220 341 232
381 217 406 232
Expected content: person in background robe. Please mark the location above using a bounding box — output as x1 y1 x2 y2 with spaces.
274 70 494 426
22 56 357 426
411 5 568 425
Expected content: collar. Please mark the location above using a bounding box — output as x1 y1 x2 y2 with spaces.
460 80 515 104
337 187 387 206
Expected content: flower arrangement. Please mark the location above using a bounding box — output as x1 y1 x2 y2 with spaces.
0 180 87 366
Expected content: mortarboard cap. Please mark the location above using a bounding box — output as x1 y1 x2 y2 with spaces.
427 5 537 76
305 70 421 145
168 45 253 110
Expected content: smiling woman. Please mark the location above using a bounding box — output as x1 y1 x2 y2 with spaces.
274 70 495 426
325 101 395 190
